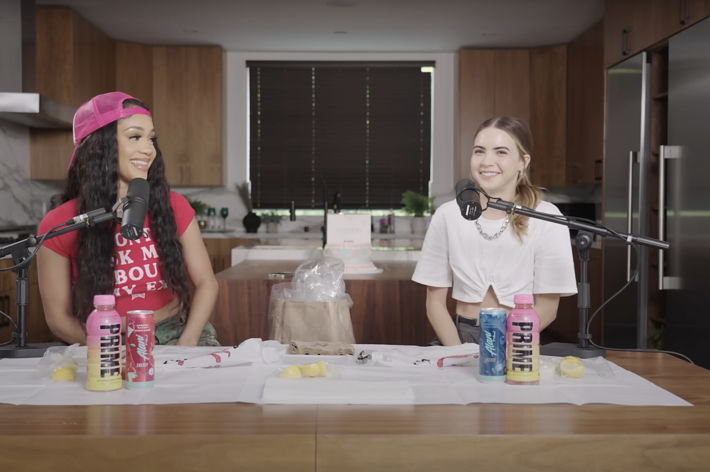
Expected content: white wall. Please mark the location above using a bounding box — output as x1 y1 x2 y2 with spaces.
177 50 457 226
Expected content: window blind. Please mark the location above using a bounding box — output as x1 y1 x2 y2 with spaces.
248 61 432 210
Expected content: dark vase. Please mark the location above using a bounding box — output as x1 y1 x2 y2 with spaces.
242 212 261 233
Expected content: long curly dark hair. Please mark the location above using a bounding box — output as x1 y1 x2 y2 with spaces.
61 99 191 323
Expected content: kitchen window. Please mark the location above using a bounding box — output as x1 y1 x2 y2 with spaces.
247 61 433 210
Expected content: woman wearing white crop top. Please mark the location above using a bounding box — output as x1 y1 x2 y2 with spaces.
412 116 577 346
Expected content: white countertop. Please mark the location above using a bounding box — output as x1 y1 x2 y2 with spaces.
201 230 424 240
231 245 421 267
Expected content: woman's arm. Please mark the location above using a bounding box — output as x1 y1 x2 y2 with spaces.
426 286 461 346
36 246 87 345
534 293 561 330
176 218 219 346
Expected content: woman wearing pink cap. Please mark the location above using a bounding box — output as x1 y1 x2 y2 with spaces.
37 92 220 346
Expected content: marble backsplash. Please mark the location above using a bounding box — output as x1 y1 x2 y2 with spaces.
0 121 63 231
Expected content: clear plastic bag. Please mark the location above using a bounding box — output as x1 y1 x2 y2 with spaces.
35 343 80 381
268 258 356 344
271 257 353 307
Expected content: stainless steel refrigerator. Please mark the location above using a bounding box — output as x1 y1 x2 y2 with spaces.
605 17 710 367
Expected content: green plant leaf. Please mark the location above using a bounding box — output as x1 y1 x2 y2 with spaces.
401 190 431 217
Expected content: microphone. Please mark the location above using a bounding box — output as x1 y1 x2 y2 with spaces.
120 178 150 240
455 179 483 220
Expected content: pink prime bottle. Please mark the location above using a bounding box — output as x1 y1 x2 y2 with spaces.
86 294 122 392
505 294 540 385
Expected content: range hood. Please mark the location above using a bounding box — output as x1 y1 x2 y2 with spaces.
0 0 76 129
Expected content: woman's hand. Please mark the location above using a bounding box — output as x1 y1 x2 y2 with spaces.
177 218 219 346
175 335 199 347
425 286 461 346
37 246 88 345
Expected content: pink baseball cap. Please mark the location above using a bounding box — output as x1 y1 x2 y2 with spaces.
67 91 152 169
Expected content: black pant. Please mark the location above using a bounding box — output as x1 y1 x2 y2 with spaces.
428 314 481 345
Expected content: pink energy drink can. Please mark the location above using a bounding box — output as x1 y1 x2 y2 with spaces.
125 310 155 389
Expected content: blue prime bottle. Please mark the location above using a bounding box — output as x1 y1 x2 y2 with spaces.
479 308 507 382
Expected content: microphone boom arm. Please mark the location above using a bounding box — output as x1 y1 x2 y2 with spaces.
470 187 668 359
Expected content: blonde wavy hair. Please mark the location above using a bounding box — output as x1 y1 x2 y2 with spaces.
472 116 544 241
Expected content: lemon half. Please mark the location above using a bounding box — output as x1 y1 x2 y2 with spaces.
299 363 321 378
52 367 77 381
279 365 303 379
317 361 334 377
559 356 585 378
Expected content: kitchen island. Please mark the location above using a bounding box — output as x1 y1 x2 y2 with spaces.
211 260 440 346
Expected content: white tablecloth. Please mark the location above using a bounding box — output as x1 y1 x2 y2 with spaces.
0 339 691 406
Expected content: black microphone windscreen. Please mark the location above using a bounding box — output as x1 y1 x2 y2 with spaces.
455 179 483 221
121 178 150 240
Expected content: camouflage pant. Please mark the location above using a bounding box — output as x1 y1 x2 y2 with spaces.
154 314 221 346
428 314 481 346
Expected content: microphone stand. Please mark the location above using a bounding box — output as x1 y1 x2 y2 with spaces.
0 203 123 359
480 192 669 359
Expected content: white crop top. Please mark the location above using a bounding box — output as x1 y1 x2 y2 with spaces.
412 199 578 308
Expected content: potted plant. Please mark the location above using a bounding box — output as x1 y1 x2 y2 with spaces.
184 196 209 230
237 182 261 233
401 190 432 235
261 211 284 234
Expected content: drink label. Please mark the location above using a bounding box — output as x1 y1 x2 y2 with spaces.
125 311 156 389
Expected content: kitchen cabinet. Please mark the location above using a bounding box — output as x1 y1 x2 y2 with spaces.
203 238 259 275
530 45 567 188
566 21 604 185
116 42 154 109
458 47 569 189
604 0 710 68
152 47 223 186
30 11 224 185
30 7 116 180
457 49 530 181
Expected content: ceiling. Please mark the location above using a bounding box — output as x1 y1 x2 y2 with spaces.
35 0 604 52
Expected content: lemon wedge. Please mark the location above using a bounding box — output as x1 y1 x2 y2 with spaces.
300 363 321 378
316 361 334 377
562 356 583 365
279 365 303 379
559 358 585 378
52 367 77 381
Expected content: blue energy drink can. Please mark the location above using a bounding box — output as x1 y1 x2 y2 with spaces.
479 308 507 382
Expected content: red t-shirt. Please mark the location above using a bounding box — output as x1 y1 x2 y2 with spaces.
38 192 195 317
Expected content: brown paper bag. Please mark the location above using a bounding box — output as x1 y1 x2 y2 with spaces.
268 298 356 344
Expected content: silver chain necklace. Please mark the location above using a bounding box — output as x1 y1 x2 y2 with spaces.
476 217 510 240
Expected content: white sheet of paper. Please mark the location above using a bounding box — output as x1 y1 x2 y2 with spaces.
326 214 371 244
0 340 692 407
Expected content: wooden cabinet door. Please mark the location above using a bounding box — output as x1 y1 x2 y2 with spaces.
685 0 710 26
457 49 530 181
32 8 115 180
153 47 190 186
604 0 655 68
603 0 710 68
153 46 223 186
530 46 567 188
458 50 496 180
567 21 604 186
186 47 223 186
494 50 531 125
654 0 710 40
116 42 154 108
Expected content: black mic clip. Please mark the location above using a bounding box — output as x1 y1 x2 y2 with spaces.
65 208 114 227
455 181 484 221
